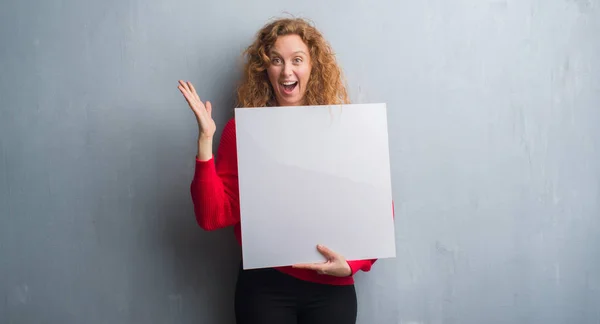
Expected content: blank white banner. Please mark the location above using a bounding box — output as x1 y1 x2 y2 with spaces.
234 103 396 269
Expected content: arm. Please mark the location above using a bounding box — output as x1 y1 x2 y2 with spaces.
296 201 396 277
190 118 240 231
347 259 377 275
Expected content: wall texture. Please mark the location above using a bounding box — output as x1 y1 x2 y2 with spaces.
1 0 599 323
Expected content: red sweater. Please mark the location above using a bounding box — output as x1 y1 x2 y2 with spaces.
190 117 382 285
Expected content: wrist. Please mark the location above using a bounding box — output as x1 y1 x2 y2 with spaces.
344 261 353 277
198 134 213 143
197 137 213 161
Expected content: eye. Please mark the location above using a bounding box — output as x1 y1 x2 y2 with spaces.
293 57 303 64
271 57 282 64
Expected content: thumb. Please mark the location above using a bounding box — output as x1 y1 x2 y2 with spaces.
317 245 337 260
206 101 212 117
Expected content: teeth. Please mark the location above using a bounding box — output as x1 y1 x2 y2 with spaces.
282 81 297 85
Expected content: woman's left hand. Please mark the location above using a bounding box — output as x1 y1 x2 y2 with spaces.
292 245 352 277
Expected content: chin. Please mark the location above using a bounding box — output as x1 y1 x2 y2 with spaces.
277 96 301 106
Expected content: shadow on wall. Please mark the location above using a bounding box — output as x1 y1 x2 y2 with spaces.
158 70 242 322
159 179 241 323
123 61 242 321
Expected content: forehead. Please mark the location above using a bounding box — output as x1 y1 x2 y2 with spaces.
271 34 309 55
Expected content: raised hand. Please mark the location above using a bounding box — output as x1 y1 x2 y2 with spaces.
178 80 216 140
292 245 352 277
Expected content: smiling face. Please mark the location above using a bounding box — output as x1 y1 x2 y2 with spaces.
266 34 312 106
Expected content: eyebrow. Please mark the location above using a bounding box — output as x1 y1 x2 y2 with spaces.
270 50 307 56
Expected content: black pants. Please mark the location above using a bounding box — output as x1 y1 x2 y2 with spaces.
234 264 357 324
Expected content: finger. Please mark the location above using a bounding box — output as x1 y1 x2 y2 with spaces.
178 85 192 102
178 83 200 106
179 80 191 93
316 245 337 260
178 85 197 107
179 86 207 120
206 101 212 117
178 80 188 93
180 82 206 112
292 263 326 272
178 84 189 95
187 82 201 101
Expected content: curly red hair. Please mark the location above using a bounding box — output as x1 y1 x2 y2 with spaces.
235 18 350 108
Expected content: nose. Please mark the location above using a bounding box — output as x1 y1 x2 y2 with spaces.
282 63 293 76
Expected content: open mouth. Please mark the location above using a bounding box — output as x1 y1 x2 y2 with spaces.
280 81 298 93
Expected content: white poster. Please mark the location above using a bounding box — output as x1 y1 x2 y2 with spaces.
234 103 396 269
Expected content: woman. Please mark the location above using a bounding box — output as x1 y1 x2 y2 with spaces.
178 17 377 324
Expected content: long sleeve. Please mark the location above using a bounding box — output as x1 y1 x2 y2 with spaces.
347 259 377 275
190 118 240 231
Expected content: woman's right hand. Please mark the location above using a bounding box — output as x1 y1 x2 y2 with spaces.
178 80 216 140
